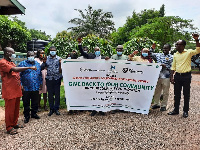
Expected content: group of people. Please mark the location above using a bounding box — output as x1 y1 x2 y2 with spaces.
0 34 199 135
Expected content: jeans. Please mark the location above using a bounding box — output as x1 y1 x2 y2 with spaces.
46 78 61 111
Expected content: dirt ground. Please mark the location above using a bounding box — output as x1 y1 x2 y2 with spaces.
0 107 4 126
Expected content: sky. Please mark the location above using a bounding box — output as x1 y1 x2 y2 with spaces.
16 0 200 39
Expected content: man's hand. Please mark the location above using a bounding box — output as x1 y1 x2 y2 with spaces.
39 84 43 90
59 58 62 64
170 77 174 84
105 56 110 60
192 33 199 40
21 85 24 93
30 66 37 70
43 56 47 63
161 64 166 68
130 50 139 57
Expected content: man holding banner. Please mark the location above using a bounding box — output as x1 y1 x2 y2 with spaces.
168 34 200 118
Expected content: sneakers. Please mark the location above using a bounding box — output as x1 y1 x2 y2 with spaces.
151 104 160 109
160 107 166 111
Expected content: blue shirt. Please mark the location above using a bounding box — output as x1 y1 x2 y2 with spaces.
156 53 173 78
45 55 62 80
18 60 42 91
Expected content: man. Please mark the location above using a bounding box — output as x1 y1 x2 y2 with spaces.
42 46 62 116
168 34 200 118
110 45 128 60
19 51 42 123
78 38 105 116
0 47 36 135
78 46 89 59
152 44 173 111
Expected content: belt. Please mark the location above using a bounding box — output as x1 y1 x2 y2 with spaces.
176 72 191 76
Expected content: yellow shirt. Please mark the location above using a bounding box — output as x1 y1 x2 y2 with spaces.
171 47 200 73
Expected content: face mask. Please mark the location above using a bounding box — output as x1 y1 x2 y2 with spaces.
95 51 101 57
67 57 71 59
50 51 56 56
10 54 16 59
28 56 35 62
117 51 122 56
84 51 88 53
142 53 148 57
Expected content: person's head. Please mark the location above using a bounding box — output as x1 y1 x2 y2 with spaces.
49 46 57 57
27 51 35 63
141 48 149 58
175 40 186 53
116 45 123 56
151 43 156 49
94 47 101 57
163 44 171 55
36 49 44 58
3 47 15 60
83 46 89 53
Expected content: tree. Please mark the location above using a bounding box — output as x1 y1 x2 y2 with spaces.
0 15 31 52
111 4 165 46
131 16 197 48
68 5 115 38
29 29 51 40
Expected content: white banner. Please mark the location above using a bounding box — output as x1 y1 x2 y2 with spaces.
61 59 161 114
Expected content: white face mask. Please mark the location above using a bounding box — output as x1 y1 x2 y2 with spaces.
28 56 35 62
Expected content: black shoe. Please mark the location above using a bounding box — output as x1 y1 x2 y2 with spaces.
90 111 97 116
167 110 179 115
24 117 29 123
55 110 60 115
48 110 54 116
31 114 40 119
183 112 188 118
151 104 160 109
99 111 105 116
160 107 166 111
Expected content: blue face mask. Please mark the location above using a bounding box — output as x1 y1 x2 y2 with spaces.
10 54 16 59
95 51 101 57
117 51 123 56
142 53 148 57
50 51 56 56
67 57 71 59
28 56 35 62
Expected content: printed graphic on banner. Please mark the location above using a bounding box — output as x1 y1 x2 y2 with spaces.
61 60 161 114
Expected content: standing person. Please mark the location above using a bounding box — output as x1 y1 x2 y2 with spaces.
110 45 128 60
19 51 42 123
78 38 105 116
168 34 200 118
0 47 36 135
77 46 89 59
42 46 62 116
35 49 48 111
151 44 173 111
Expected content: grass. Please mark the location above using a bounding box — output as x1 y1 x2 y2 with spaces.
0 86 67 110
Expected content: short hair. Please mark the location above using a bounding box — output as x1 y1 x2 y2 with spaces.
27 51 34 57
49 46 56 50
181 40 186 46
3 47 13 53
164 44 171 49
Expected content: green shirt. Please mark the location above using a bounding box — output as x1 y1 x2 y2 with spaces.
111 54 128 60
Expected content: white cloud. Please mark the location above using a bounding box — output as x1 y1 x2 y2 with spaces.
16 0 200 38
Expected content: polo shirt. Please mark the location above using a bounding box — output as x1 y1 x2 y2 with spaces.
171 47 200 73
0 59 22 99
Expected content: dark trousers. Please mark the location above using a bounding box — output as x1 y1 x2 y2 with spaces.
46 79 61 111
174 73 191 112
22 91 39 118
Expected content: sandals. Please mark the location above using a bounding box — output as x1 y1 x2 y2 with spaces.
14 124 24 129
7 128 18 135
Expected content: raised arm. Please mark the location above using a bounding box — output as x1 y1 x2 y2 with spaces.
192 33 200 47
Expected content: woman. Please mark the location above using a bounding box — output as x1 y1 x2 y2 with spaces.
35 49 48 111
128 48 153 63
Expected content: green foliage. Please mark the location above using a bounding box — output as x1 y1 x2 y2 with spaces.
45 34 115 58
68 5 115 38
111 5 165 46
29 29 51 40
131 16 197 48
123 37 159 55
0 15 31 52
